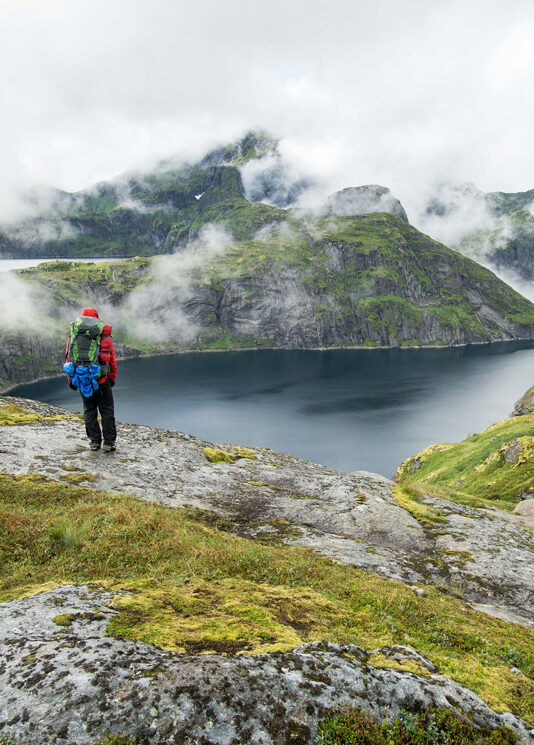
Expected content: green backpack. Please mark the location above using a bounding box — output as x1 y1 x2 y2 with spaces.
67 316 109 377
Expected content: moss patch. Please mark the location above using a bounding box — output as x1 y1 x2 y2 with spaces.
59 472 98 484
202 446 257 463
108 578 342 654
0 401 69 426
392 485 446 527
366 651 432 676
52 613 75 627
316 705 518 745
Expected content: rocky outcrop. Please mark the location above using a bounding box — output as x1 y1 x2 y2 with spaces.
2 396 533 625
514 498 534 518
1 585 532 745
513 385 534 417
2 397 534 742
323 185 409 222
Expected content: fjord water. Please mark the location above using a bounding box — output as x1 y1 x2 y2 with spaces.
12 342 534 477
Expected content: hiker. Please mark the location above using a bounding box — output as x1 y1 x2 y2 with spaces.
63 307 117 452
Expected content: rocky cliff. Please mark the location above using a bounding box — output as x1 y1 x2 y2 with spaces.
1 396 534 744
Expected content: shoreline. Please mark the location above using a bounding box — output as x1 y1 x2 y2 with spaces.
2 335 532 396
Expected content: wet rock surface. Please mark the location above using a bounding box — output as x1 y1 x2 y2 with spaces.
1 586 533 745
1 396 534 626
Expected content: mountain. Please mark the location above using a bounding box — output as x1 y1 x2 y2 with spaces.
1 395 533 743
3 133 533 289
2 132 534 390
0 132 407 260
3 210 534 389
420 183 534 281
0 133 288 259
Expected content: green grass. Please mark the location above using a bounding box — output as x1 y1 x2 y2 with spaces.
1 473 533 721
395 413 534 507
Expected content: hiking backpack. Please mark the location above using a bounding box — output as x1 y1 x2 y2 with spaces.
67 316 110 378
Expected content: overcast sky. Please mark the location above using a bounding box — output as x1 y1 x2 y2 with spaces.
1 0 533 219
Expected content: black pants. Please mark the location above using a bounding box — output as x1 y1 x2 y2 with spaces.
82 380 116 445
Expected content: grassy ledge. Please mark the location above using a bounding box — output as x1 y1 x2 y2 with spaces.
1 473 533 721
395 413 534 509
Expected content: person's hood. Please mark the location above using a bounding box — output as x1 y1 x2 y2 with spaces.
81 307 99 318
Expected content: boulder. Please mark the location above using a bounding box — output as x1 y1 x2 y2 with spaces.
514 498 534 516
512 384 534 416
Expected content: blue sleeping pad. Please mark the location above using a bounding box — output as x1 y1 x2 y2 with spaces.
63 362 101 398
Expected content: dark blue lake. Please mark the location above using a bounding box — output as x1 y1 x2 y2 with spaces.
11 342 534 477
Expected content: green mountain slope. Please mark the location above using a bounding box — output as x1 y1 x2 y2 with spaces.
2 211 534 389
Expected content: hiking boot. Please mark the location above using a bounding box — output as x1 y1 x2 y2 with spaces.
103 443 116 453
90 441 101 451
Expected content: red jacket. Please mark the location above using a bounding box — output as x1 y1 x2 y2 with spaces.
65 307 117 385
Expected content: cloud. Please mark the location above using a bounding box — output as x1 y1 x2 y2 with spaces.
118 224 233 343
0 271 53 331
0 224 228 341
0 0 533 223
5 219 79 245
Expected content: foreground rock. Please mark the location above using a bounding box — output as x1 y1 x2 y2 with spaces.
2 396 533 626
1 585 532 745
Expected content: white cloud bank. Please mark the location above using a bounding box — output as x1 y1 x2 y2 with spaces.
0 0 533 223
